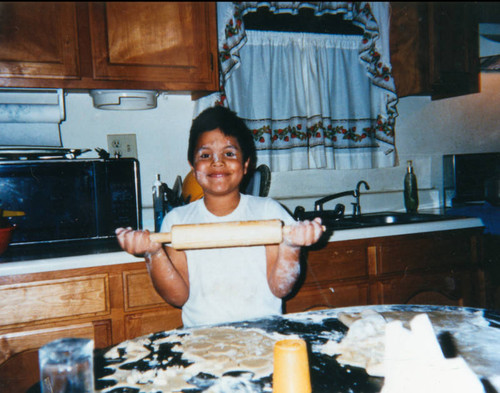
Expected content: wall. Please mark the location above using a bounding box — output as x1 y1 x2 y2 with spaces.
60 73 500 229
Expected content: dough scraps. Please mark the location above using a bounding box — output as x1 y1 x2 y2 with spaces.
99 326 294 393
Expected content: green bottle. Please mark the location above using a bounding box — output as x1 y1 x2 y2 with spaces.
404 160 419 213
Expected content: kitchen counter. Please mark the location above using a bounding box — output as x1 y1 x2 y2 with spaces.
326 216 483 242
0 216 483 277
0 249 143 277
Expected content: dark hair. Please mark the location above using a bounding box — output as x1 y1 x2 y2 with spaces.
188 106 257 188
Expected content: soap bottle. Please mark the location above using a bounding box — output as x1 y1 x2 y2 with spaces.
404 160 419 213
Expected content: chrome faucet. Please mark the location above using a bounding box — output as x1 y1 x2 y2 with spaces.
353 180 370 216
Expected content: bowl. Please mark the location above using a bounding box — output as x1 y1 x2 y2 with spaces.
0 225 14 255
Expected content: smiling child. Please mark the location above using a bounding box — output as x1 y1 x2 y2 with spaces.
116 106 323 327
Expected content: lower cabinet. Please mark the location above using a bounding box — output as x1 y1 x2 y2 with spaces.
285 228 484 313
0 262 181 393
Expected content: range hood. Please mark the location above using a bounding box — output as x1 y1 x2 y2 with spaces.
0 88 65 147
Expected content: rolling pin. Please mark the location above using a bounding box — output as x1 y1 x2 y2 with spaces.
149 219 291 250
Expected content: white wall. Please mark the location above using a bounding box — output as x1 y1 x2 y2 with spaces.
60 73 500 228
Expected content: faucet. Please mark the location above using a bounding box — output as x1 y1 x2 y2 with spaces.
314 190 355 212
352 180 370 216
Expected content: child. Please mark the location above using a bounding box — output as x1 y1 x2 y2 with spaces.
116 106 324 327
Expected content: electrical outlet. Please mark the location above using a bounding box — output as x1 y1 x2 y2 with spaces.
107 134 138 159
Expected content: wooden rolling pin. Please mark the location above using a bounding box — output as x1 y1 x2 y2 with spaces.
149 219 291 250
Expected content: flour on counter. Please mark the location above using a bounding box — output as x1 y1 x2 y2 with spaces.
315 306 500 391
99 326 293 393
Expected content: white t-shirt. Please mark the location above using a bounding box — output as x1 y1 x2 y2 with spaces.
161 194 296 327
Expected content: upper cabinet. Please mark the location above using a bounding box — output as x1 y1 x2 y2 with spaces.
390 2 479 99
0 2 219 93
0 3 80 81
88 2 217 91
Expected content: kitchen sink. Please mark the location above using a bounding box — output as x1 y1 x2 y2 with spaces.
295 210 462 230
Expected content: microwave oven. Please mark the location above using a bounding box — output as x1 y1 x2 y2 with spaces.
443 152 500 208
0 158 141 254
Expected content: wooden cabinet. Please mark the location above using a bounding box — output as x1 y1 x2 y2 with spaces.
0 3 80 81
286 228 484 313
0 2 218 92
0 262 182 393
89 2 217 90
389 2 479 99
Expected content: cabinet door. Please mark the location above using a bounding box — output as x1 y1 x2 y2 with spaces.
0 2 79 83
376 232 473 275
429 3 479 99
122 269 183 338
286 241 370 312
89 2 218 91
286 283 369 313
389 2 479 99
375 270 474 306
389 2 430 98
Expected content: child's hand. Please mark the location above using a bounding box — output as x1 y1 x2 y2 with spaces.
283 217 324 248
115 227 163 258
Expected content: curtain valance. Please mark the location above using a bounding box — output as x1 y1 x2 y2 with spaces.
195 2 398 171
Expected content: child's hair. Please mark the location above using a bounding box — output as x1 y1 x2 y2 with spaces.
188 106 257 188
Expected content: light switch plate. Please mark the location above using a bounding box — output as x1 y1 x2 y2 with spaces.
107 133 138 159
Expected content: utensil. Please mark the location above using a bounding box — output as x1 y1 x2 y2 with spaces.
149 219 297 250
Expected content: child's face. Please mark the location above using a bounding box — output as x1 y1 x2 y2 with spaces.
191 128 249 198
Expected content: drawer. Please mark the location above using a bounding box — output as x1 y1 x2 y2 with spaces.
0 275 109 327
377 234 472 274
304 244 368 285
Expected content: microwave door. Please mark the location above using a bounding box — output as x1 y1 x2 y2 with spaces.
0 161 98 245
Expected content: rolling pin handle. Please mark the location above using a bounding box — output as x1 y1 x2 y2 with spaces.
149 232 172 244
282 224 327 241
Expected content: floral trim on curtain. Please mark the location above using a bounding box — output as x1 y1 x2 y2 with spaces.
251 115 394 147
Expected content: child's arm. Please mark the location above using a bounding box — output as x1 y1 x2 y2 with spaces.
115 228 189 307
266 218 324 298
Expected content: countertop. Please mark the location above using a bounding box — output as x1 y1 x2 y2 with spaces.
0 216 484 277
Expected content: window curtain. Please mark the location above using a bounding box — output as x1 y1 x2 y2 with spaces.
194 2 399 171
